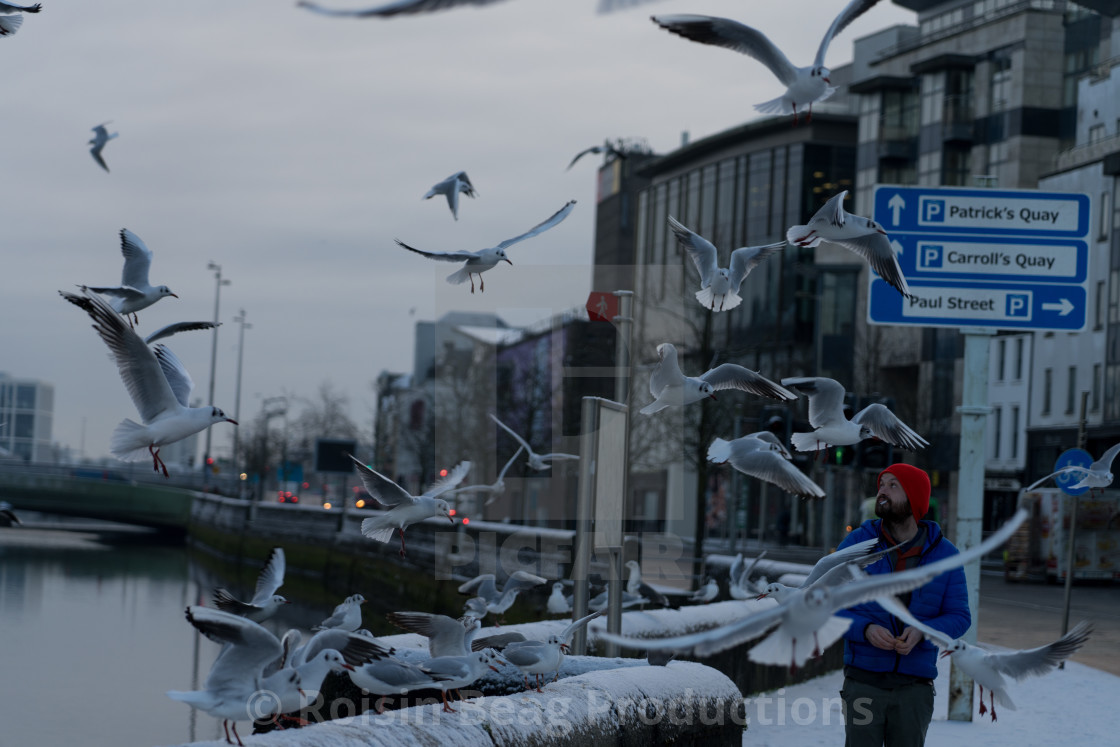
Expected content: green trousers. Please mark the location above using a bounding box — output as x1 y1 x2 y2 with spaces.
840 676 934 747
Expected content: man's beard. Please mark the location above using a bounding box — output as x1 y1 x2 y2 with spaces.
874 496 912 523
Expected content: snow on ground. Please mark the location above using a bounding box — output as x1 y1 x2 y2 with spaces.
738 652 1117 746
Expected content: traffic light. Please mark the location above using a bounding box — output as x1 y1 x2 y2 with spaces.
860 440 893 470
760 405 791 441
832 444 857 467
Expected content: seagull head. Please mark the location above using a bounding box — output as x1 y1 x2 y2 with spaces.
210 406 238 425
859 425 875 440
271 595 291 606
811 65 831 84
699 381 716 400
157 286 179 299
496 248 512 266
435 498 454 523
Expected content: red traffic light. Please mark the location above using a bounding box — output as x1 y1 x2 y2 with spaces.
205 457 214 466
439 468 448 477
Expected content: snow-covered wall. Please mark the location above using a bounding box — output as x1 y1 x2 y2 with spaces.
163 661 745 747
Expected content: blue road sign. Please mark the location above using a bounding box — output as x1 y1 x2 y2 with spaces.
1054 448 1094 496
869 185 1090 332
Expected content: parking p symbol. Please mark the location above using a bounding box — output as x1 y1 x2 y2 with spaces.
1006 294 1029 317
921 199 945 223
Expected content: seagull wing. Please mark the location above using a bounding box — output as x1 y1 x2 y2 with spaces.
90 146 110 172
455 172 477 198
801 537 880 587
185 606 283 690
652 15 799 87
988 621 1093 680
489 413 534 453
458 574 498 599
561 609 605 642
852 403 929 450
345 452 413 507
118 229 154 289
422 460 472 498
780 376 848 428
700 364 797 401
152 345 194 408
394 239 476 263
727 242 785 289
496 446 524 480
495 200 576 251
502 571 548 595
387 611 468 657
667 216 718 288
814 0 884 68
144 321 219 346
59 288 180 423
85 285 145 302
831 230 912 299
809 191 849 229
599 602 786 657
1092 441 1120 472
567 146 602 170
871 589 956 648
298 0 508 19
728 445 825 499
649 342 686 397
748 431 792 459
250 547 286 607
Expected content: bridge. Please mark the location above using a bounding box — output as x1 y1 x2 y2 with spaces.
0 462 235 531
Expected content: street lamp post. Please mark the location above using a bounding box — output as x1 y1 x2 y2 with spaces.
231 309 252 481
203 261 231 478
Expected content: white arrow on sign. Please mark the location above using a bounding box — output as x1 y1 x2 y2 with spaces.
890 239 904 256
1041 298 1075 316
888 193 906 226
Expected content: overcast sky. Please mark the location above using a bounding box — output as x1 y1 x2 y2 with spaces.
0 0 915 462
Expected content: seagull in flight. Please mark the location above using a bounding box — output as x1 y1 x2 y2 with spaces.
668 215 784 312
709 431 825 499
396 199 575 293
298 0 648 19
642 342 796 415
652 0 884 125
781 376 928 453
212 547 289 623
445 445 523 507
423 171 477 221
59 287 237 478
86 228 177 326
567 140 626 171
88 122 118 172
787 190 911 298
0 3 40 38
458 570 548 622
874 590 1092 722
347 452 467 556
143 321 219 346
488 412 578 471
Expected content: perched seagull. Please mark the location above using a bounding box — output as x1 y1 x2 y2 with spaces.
642 342 796 415
445 446 524 507
423 171 477 221
651 0 884 124
501 610 604 691
546 582 572 615
709 431 825 499
348 656 453 712
668 216 785 312
347 452 467 557
690 577 719 604
386 610 480 658
212 547 288 623
623 560 670 608
395 199 576 293
143 321 219 346
313 593 366 632
168 606 306 746
875 591 1092 722
787 190 911 298
418 648 505 713
728 551 768 600
780 376 928 453
567 140 627 171
458 570 548 622
489 413 578 472
88 122 118 172
601 509 1028 670
59 288 237 477
86 228 177 326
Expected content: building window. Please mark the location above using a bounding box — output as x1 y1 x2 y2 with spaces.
942 144 971 186
1043 368 1052 415
997 338 1006 381
990 55 1012 113
1092 363 1102 412
1014 337 1024 380
992 406 1002 459
1100 192 1111 241
1097 280 1107 330
1066 366 1077 414
881 88 919 140
1090 125 1107 145
1011 405 1019 460
15 385 35 410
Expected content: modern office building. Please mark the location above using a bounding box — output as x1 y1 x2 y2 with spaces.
0 372 54 463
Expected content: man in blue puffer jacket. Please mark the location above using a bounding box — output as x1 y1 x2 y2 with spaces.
836 463 969 746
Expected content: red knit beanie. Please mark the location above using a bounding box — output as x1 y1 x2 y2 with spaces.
878 463 931 523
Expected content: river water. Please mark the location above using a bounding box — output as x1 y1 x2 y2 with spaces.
0 521 316 747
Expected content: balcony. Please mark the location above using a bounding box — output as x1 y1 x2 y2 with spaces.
1051 132 1120 173
942 94 975 142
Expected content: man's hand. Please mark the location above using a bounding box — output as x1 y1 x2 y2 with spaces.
865 624 897 650
894 626 924 655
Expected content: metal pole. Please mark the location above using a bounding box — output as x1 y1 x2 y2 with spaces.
948 328 994 722
231 310 251 478
571 397 599 656
203 262 230 476
1059 389 1090 663
608 290 633 656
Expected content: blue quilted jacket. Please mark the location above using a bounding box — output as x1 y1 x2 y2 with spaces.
836 519 971 680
